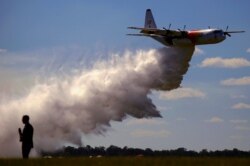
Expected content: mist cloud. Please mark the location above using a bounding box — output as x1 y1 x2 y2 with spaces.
0 46 194 157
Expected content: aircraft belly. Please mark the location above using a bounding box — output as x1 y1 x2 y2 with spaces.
151 36 194 47
193 34 226 45
195 37 225 45
151 34 225 47
172 38 193 46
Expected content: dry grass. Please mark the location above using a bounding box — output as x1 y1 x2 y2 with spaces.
0 157 250 166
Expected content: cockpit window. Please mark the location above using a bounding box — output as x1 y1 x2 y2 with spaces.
214 30 222 33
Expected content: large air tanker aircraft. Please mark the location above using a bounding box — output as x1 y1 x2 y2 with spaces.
128 9 244 47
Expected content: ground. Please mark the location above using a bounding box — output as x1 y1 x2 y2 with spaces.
1 157 250 166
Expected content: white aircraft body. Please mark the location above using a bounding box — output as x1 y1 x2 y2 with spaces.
128 9 244 47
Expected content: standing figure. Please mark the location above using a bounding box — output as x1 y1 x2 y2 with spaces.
18 115 34 159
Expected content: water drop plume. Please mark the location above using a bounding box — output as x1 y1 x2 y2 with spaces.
0 46 194 156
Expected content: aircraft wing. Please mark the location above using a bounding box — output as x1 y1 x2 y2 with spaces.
226 31 245 33
128 27 183 37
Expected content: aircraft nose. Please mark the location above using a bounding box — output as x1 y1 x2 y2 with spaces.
220 33 226 40
222 34 226 39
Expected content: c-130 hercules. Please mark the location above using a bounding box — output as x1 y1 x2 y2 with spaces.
128 9 244 47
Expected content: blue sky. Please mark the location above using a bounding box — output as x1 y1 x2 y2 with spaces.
1 0 250 151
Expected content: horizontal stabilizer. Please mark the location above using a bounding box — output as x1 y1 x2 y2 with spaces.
127 26 144 30
127 26 159 31
127 34 150 36
127 34 160 37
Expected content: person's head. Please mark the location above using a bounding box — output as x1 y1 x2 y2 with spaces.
22 115 30 124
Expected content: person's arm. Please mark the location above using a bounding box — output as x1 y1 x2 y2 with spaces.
18 128 23 142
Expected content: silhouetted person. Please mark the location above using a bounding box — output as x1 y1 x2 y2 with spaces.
19 115 33 159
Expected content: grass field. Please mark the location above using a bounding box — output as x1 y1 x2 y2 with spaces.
1 157 250 166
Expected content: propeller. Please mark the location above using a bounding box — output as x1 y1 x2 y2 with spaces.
163 24 172 34
163 27 169 34
163 24 171 30
177 25 186 32
224 32 231 37
224 26 231 37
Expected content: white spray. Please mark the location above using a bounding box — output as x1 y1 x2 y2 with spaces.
0 46 194 157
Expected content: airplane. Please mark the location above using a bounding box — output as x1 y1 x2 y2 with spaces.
127 9 245 47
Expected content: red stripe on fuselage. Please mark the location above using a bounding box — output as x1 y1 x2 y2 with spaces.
187 31 203 44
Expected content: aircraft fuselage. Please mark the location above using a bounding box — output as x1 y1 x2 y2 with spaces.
151 29 226 47
128 9 244 47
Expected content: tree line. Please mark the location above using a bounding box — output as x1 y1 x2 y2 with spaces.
41 145 250 157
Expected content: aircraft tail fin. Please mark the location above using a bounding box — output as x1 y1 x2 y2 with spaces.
144 9 157 29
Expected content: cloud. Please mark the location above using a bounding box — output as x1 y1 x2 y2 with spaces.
0 46 94 72
159 88 206 100
130 129 171 138
234 126 250 131
0 68 35 96
0 48 7 53
194 47 205 56
0 47 195 156
157 106 172 112
221 76 250 86
126 118 165 126
230 119 248 124
247 48 250 53
199 57 250 68
205 117 224 123
232 103 250 110
176 117 187 121
230 135 244 140
0 50 44 66
230 94 246 99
